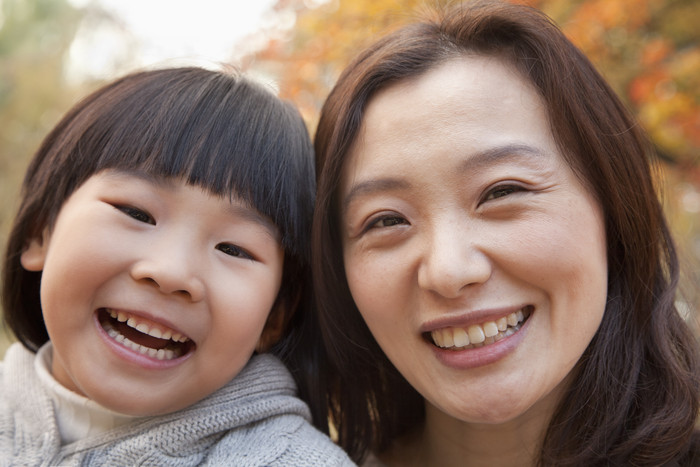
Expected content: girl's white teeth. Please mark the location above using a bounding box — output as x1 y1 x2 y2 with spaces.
172 332 185 342
431 308 530 350
105 327 177 360
108 309 189 343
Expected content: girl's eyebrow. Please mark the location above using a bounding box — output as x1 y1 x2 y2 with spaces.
342 143 546 211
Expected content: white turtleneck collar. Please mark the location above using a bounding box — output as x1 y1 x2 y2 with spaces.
34 342 140 445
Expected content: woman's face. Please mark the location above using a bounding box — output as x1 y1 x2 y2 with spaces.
340 55 608 426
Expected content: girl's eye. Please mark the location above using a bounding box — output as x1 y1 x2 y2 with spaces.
483 184 523 202
117 205 154 225
216 243 254 260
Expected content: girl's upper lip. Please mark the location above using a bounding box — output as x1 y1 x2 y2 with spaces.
419 305 531 333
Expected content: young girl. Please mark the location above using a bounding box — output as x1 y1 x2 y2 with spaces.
0 66 353 465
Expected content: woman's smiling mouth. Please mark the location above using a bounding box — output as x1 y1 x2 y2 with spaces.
97 308 194 360
428 305 533 350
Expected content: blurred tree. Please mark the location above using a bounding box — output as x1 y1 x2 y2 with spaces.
0 0 84 351
535 0 700 172
0 0 83 233
252 0 428 126
252 0 700 314
255 0 699 165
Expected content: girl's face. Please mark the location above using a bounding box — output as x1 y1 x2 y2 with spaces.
340 56 608 427
21 170 284 416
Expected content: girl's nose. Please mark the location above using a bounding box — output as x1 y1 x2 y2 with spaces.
130 237 206 302
417 223 492 299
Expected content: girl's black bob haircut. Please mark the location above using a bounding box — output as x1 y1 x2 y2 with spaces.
3 66 315 351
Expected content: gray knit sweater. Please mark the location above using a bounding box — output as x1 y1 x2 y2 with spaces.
0 343 355 466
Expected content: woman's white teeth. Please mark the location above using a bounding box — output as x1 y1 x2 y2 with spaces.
106 327 177 360
467 325 485 344
431 308 529 350
496 317 507 331
506 309 524 327
483 321 499 338
108 309 189 343
453 328 468 347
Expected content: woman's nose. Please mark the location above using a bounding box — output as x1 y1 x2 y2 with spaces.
417 222 492 299
130 236 206 302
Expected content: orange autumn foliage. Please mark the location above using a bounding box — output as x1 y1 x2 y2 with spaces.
253 0 699 172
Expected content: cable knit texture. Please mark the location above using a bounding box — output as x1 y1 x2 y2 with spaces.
0 343 355 466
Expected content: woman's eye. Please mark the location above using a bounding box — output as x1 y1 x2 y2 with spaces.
117 205 154 224
367 215 408 230
216 243 253 260
483 185 522 201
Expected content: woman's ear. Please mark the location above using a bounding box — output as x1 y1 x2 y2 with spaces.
20 229 49 272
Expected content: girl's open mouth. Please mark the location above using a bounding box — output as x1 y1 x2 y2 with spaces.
427 305 533 350
97 308 195 360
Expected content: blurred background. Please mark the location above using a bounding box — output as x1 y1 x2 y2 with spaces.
1 0 699 356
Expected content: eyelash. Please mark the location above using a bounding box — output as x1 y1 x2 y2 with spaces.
116 205 155 225
216 243 254 260
365 214 408 231
482 183 524 202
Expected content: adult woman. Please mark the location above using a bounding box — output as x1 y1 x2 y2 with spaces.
312 1 700 465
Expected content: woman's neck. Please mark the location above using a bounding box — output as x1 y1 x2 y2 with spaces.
379 393 560 467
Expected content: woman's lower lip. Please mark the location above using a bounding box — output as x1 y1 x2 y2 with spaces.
94 312 192 370
431 316 530 369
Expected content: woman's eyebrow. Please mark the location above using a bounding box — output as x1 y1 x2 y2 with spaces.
458 144 547 173
342 178 410 212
